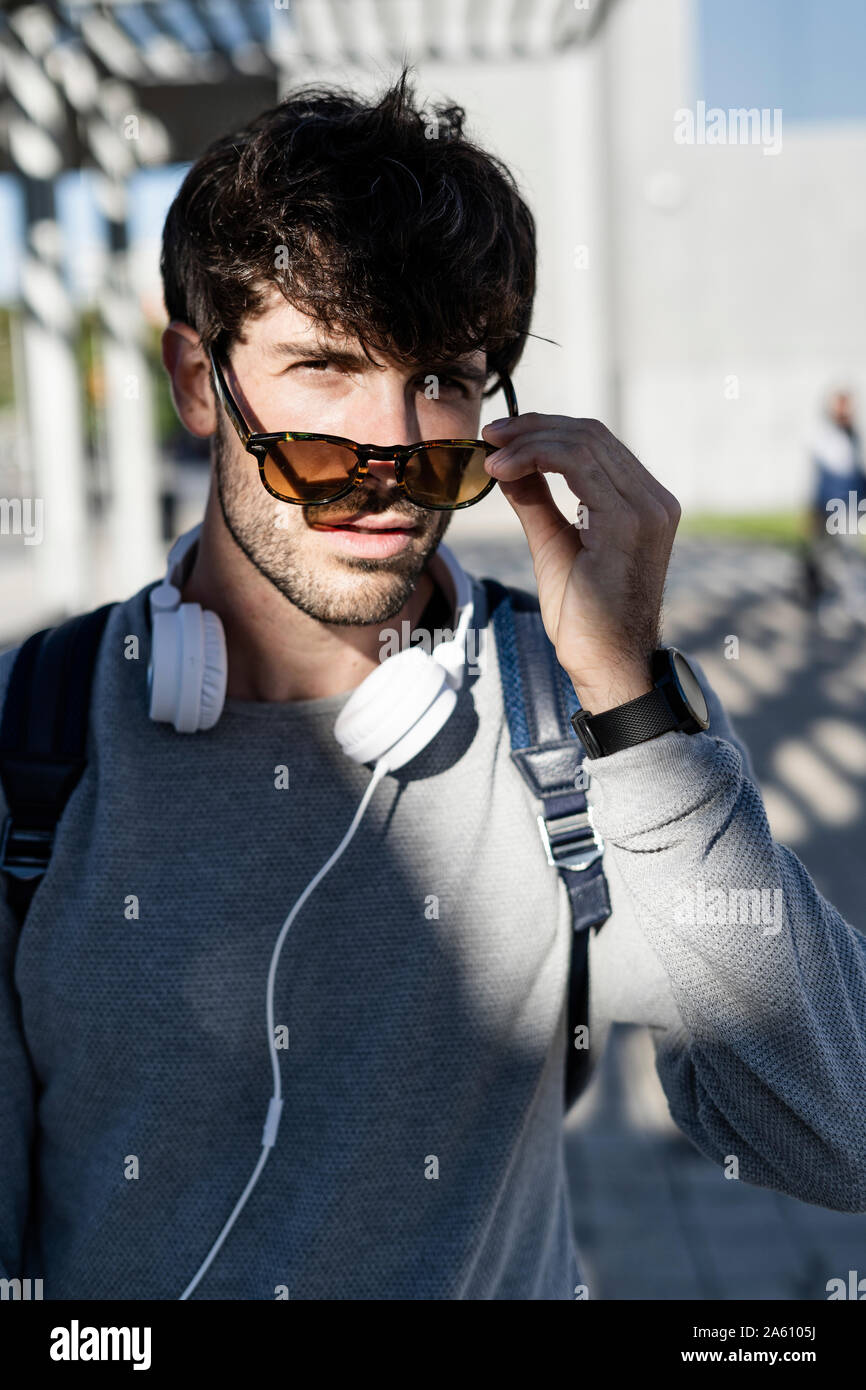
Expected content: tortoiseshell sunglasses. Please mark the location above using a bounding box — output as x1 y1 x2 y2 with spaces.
209 349 519 511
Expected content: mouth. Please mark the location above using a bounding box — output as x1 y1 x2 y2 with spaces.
310 511 418 533
310 510 420 557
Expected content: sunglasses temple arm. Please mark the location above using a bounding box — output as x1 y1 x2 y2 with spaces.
209 349 253 447
499 372 519 417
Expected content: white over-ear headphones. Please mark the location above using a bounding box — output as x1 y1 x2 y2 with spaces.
147 525 227 734
152 522 477 1300
148 522 475 773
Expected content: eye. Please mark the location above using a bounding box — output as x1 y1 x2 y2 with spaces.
417 373 469 397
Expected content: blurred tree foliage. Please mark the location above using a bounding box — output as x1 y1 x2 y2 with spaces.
0 307 14 412
73 309 182 452
146 322 184 445
0 305 181 447
75 308 102 454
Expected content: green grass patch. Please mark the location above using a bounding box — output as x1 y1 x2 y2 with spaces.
678 511 808 546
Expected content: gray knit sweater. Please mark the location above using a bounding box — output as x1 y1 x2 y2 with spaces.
1 573 864 1300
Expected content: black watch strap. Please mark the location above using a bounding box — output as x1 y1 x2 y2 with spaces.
572 686 679 757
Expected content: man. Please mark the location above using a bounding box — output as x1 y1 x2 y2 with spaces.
803 388 866 617
1 71 865 1301
810 388 864 532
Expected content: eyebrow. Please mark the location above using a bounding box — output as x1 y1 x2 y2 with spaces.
267 341 489 381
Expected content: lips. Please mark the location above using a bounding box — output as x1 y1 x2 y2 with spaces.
312 513 417 532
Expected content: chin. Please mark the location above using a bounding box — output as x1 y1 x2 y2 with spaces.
295 569 415 627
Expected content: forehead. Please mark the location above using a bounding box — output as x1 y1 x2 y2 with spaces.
239 285 487 371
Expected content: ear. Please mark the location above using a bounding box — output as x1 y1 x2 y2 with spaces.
161 322 216 438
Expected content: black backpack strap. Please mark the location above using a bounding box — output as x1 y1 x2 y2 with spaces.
482 577 611 1109
0 603 115 927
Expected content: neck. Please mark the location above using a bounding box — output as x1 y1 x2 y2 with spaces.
180 494 436 702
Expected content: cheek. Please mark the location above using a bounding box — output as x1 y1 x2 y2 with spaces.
216 425 266 513
416 398 482 439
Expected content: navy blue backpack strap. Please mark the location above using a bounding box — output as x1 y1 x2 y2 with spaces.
0 603 115 928
482 577 611 1109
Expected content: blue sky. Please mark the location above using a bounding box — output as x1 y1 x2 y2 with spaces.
0 164 187 301
696 0 866 120
1 0 865 302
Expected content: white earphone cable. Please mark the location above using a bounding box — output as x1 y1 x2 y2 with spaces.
178 756 390 1301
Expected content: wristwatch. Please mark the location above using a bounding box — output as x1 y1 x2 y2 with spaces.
570 647 710 759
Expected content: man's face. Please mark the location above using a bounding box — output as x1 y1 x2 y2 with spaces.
213 292 490 626
831 392 854 430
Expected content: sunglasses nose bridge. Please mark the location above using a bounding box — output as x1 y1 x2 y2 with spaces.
356 447 410 484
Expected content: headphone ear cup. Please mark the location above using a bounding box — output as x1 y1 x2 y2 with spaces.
334 646 456 771
149 608 181 727
382 680 456 772
198 609 228 731
149 604 227 733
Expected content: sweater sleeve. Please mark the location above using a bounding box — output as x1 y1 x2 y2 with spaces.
583 654 866 1213
0 646 38 1278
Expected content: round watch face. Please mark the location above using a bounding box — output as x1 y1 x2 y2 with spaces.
671 649 709 727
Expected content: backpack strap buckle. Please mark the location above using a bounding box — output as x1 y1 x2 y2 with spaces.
536 802 604 873
0 815 53 882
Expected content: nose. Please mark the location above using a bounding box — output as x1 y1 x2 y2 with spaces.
359 371 427 441
352 376 425 486
352 461 403 503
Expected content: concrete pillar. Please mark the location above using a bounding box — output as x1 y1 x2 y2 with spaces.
20 177 90 616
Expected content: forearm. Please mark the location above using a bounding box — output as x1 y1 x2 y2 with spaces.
584 719 866 1211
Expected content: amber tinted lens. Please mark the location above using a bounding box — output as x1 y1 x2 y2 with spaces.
262 439 357 502
404 445 492 507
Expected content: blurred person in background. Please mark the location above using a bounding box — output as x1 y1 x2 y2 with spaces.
803 387 866 621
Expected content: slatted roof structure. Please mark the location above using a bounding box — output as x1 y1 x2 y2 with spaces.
2 1 611 171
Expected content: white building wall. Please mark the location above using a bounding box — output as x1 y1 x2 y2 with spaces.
606 0 866 513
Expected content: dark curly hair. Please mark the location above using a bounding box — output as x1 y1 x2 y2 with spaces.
160 67 536 385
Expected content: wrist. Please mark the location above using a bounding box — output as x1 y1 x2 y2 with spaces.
569 663 654 714
570 647 711 760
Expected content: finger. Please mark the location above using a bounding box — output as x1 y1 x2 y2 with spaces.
489 419 678 522
495 469 583 560
564 419 681 518
483 411 577 445
487 434 625 514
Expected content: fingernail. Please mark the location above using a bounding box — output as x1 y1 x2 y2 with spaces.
485 418 511 431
